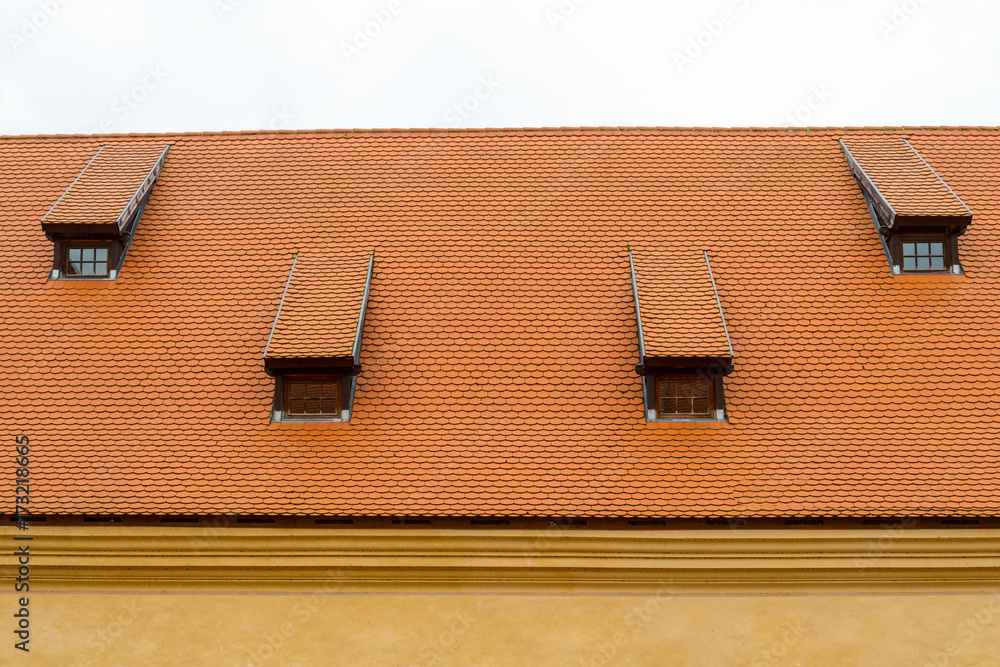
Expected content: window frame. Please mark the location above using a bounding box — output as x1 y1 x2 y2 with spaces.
654 374 715 418
896 233 951 274
273 373 351 422
641 367 728 423
283 375 342 418
60 239 114 279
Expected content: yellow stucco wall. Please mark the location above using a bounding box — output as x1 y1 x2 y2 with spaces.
5 526 1000 665
5 590 1000 666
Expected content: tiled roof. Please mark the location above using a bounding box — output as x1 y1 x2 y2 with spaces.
40 143 169 230
3 127 1000 518
631 250 731 359
265 252 373 360
840 136 972 223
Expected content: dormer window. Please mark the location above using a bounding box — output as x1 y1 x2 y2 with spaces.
64 244 111 277
900 236 948 272
840 137 972 275
284 377 343 418
40 144 169 281
630 249 734 422
655 374 713 418
264 252 374 423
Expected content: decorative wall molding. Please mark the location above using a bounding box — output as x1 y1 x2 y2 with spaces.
4 527 1000 593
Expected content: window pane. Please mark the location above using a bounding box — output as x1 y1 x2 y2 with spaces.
930 243 944 255
916 243 929 255
903 257 916 271
65 246 110 278
917 257 930 270
930 257 945 270
902 243 916 257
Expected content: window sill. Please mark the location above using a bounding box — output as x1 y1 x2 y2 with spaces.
48 269 118 282
644 418 732 429
268 419 352 430
44 278 119 288
891 273 967 283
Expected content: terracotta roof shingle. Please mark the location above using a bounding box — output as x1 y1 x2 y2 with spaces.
2 127 1000 518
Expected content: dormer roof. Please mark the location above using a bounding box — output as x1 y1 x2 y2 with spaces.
630 249 733 366
41 143 169 235
264 251 374 371
839 136 972 229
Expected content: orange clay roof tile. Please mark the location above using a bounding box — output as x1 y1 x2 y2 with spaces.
265 252 373 360
2 127 1000 518
631 250 731 359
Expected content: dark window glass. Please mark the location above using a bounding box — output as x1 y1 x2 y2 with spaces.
655 376 712 417
902 240 946 272
286 380 340 416
65 245 110 277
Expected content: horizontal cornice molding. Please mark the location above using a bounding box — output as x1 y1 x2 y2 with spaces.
4 527 1000 593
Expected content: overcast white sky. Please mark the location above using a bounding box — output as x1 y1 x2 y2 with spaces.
1 0 998 135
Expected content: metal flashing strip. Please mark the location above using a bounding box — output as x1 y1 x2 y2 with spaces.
264 253 298 358
902 138 975 218
353 252 375 363
628 250 646 359
861 189 898 274
40 145 104 223
116 145 170 231
114 192 152 276
839 139 897 227
704 250 734 358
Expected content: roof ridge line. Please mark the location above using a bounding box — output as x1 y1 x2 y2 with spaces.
4 126 1000 141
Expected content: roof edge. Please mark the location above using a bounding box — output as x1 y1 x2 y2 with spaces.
263 253 297 358
5 125 1000 141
